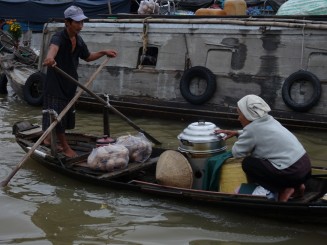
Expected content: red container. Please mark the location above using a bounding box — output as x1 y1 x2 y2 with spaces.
96 135 116 147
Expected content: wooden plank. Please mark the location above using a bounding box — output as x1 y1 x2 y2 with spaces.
98 157 159 179
70 157 159 179
312 167 327 177
17 127 43 140
130 180 269 200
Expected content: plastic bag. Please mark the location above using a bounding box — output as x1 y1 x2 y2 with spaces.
87 144 129 172
138 0 159 15
116 133 152 163
277 0 327 15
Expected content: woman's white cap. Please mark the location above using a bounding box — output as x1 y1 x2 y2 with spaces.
237 95 271 121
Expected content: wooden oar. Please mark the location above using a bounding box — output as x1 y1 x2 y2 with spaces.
0 57 110 187
53 66 162 145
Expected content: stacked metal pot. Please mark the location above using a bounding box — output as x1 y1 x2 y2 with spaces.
177 121 227 189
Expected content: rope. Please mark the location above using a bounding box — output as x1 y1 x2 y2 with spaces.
14 46 38 65
138 17 151 69
104 93 111 106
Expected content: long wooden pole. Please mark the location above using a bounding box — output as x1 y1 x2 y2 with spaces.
53 66 162 145
0 57 110 187
88 17 327 30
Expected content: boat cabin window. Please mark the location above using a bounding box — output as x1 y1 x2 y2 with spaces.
138 47 158 67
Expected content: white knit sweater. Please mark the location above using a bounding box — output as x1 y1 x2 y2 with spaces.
232 115 306 170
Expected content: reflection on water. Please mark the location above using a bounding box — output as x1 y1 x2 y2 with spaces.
1 92 327 244
7 160 327 245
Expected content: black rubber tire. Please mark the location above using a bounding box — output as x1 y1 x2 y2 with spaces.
282 70 321 112
0 73 8 94
180 66 216 105
23 72 45 106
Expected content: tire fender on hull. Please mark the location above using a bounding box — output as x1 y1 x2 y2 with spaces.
282 70 321 112
180 66 216 105
23 72 45 106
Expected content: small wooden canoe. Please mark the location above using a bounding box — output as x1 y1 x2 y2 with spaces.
12 121 327 224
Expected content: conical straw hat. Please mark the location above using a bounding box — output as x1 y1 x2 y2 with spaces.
156 150 193 189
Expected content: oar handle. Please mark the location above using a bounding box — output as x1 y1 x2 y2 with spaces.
53 66 161 145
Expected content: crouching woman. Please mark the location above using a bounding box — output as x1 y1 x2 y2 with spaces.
215 95 311 202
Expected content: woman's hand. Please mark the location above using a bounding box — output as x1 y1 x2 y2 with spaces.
214 129 238 140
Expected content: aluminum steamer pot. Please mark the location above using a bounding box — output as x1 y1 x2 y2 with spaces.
177 121 227 154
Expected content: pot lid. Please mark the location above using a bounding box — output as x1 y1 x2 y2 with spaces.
177 121 224 143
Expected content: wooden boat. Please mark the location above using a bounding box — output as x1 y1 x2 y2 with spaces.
0 52 40 102
0 30 41 104
12 120 327 224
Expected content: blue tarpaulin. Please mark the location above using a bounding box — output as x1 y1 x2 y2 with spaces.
0 0 131 31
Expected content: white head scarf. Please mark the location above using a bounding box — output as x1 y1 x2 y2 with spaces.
237 95 271 121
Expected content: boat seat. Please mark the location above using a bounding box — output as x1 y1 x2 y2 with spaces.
19 127 43 137
13 121 43 139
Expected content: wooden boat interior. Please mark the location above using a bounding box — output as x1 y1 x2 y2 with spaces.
13 121 327 205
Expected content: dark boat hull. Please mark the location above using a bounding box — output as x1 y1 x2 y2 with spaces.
13 121 327 225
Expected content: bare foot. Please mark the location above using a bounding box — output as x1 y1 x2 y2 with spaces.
43 140 63 152
278 187 295 202
293 184 305 198
63 147 78 158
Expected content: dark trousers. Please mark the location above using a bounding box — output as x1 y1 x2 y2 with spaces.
242 154 311 192
42 95 75 133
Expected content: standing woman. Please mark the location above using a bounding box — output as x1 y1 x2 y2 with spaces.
42 6 117 158
215 95 311 202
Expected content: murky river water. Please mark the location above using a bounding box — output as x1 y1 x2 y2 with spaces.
1 88 327 245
